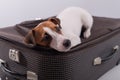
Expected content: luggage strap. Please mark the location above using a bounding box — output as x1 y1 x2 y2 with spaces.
0 59 38 80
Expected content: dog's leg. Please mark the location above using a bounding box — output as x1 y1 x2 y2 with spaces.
82 14 93 38
83 28 91 38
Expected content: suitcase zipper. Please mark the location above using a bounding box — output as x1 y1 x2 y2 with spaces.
0 26 120 53
70 27 120 53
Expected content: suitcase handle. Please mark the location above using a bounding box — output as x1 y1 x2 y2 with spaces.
94 45 119 65
0 59 38 80
0 59 26 79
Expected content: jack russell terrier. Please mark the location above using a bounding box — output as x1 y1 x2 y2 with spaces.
24 7 93 52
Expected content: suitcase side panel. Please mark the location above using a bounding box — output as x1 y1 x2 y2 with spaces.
0 30 120 80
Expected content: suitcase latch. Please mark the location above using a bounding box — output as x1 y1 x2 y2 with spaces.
9 49 20 63
27 71 38 80
93 57 102 65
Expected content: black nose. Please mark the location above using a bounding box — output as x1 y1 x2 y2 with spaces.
63 39 71 48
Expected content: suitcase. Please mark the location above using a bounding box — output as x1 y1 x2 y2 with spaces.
0 16 120 80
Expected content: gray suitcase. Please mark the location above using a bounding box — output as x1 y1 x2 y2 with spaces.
0 16 120 80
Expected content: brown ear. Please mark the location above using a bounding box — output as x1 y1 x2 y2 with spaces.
24 30 36 46
48 17 60 25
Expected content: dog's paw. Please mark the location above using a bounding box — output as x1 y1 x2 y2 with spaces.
84 30 91 38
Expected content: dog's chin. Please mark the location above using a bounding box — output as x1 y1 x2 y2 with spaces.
52 47 71 52
50 41 71 52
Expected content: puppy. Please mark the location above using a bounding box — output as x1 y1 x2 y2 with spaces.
24 18 71 51
24 7 93 52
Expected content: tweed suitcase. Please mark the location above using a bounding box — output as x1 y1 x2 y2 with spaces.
0 16 120 80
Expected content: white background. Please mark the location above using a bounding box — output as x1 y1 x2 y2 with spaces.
0 0 120 27
0 0 120 80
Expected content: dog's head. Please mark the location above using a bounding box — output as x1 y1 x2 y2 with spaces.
24 18 71 52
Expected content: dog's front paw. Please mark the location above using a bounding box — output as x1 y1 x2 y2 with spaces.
84 30 91 38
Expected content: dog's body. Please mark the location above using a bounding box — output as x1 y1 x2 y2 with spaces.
57 7 93 47
25 7 93 52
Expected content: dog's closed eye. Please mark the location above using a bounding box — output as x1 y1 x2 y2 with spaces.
42 33 52 41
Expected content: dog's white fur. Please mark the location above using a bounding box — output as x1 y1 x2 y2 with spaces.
44 27 70 51
56 7 93 48
43 7 93 52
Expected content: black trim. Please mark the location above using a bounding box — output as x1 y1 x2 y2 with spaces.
0 61 26 79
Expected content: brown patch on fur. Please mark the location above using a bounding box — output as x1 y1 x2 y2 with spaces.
24 18 62 47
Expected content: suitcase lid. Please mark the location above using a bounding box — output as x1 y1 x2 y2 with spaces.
0 16 120 52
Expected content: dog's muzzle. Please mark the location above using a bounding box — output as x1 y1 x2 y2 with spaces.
63 39 71 48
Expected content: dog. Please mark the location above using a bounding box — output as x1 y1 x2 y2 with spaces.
24 7 93 52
